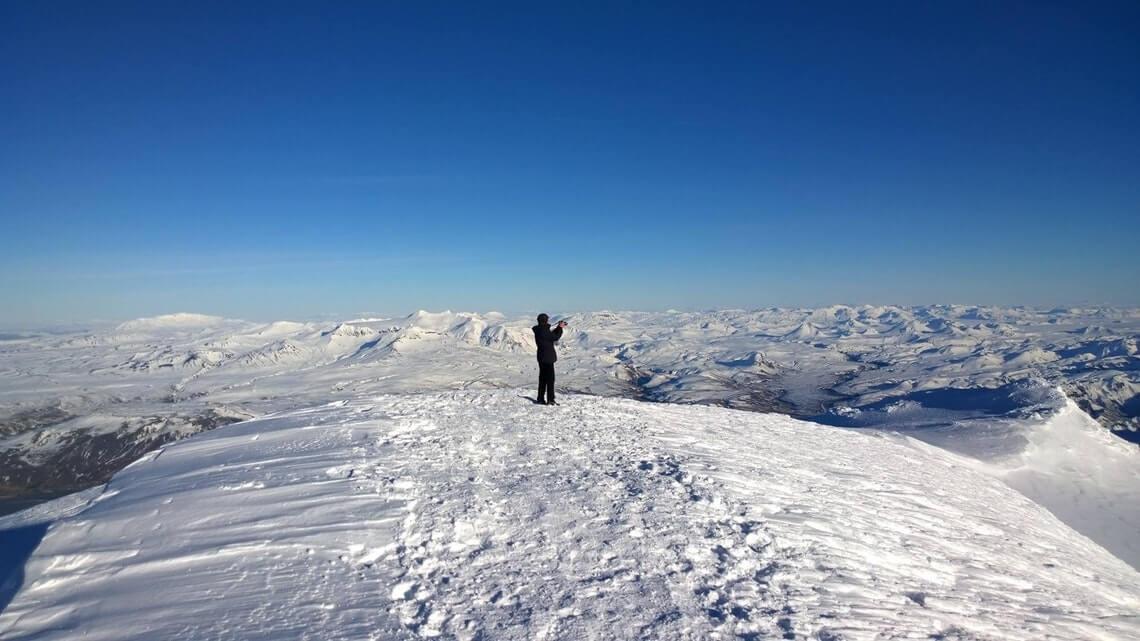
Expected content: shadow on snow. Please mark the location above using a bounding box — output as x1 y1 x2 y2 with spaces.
0 523 49 614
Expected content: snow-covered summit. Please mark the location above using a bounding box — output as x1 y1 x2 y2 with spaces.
114 312 231 333
1 391 1137 640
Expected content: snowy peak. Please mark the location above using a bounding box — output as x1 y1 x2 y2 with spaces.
806 304 854 324
477 323 536 352
322 322 379 340
115 313 232 333
390 311 535 353
251 320 311 337
232 338 311 367
404 309 467 332
781 321 824 341
1004 346 1061 367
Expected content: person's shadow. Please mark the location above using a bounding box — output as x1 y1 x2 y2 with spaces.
517 394 543 405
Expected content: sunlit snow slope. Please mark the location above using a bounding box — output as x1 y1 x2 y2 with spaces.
1 391 1137 640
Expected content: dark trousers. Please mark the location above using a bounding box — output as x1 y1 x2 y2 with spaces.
538 362 556 404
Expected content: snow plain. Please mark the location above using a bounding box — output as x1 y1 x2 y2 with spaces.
2 391 1138 640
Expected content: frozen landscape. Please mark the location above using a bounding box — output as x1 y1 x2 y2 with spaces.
8 0 1137 635
2 391 1138 640
1 306 1139 638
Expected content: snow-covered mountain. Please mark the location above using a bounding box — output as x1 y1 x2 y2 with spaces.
1 391 1137 640
1 307 1138 569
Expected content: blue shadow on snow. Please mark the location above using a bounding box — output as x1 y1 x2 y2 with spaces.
0 523 49 614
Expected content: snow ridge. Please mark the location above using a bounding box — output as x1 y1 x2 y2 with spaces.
2 391 1137 640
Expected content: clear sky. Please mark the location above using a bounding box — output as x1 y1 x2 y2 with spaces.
2 2 1138 325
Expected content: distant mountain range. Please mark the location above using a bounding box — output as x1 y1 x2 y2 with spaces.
2 306 1138 564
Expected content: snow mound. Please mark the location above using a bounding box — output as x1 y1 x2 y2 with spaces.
715 350 779 373
405 309 465 332
322 323 378 339
115 313 230 332
895 318 936 336
2 392 1136 640
1004 346 1061 367
448 315 488 345
233 339 312 367
807 305 853 324
109 347 233 372
478 324 536 352
994 396 1140 568
252 320 309 336
781 321 823 340
385 311 535 353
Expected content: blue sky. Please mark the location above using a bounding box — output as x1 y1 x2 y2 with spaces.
2 2 1138 325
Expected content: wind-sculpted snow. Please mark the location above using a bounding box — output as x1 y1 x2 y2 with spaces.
1 306 1138 567
1 392 1137 640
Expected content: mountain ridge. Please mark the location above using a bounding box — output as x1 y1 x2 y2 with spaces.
2 391 1137 640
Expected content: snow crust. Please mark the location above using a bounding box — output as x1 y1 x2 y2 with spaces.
2 391 1137 640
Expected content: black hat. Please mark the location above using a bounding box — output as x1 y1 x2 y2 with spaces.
537 313 549 324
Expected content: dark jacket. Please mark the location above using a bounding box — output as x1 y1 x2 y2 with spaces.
533 322 563 364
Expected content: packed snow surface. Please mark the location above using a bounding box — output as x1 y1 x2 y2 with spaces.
2 391 1137 640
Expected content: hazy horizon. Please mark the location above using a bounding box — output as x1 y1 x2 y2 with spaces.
6 302 1140 333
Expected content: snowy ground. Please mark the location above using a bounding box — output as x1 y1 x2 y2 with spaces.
2 307 1137 570
2 391 1137 640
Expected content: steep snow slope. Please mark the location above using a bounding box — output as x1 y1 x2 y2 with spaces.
993 399 1140 570
814 384 1140 567
1 392 1137 640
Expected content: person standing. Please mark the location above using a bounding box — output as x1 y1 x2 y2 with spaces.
532 313 566 405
